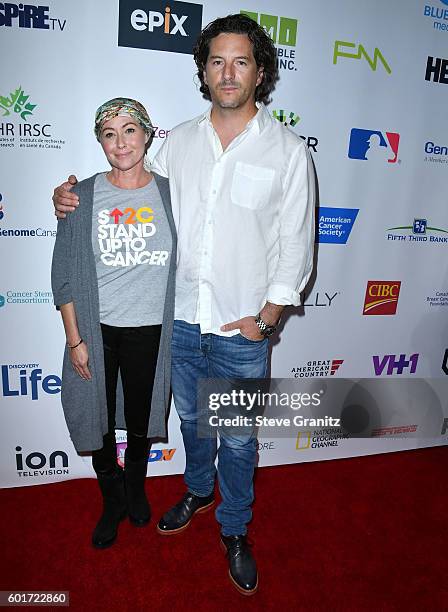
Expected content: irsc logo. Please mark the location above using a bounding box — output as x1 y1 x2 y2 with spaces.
0 3 66 30
0 86 36 120
333 41 391 74
425 56 448 83
363 281 401 316
118 0 203 55
241 10 298 71
348 128 400 163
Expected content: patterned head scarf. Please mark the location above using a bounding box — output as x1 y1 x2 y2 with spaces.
94 97 153 141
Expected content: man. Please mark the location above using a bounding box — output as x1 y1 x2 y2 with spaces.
53 14 315 595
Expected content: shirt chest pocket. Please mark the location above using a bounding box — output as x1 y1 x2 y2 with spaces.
230 162 275 211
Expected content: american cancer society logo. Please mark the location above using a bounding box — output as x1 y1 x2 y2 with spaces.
317 206 359 244
348 128 400 163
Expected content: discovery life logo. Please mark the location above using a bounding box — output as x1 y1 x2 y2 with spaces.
423 1 448 32
272 109 319 153
348 128 400 163
363 281 401 316
0 85 66 151
386 218 448 244
241 10 298 72
0 190 56 239
118 0 203 55
317 206 359 244
0 3 66 31
1 362 61 400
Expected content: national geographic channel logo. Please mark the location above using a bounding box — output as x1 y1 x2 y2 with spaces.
296 428 349 450
118 0 203 55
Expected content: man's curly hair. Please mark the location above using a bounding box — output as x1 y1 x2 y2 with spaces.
193 13 278 105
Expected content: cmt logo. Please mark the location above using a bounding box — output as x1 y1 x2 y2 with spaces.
0 3 66 30
333 41 391 74
15 446 69 476
241 10 298 71
348 128 400 163
363 281 401 315
425 56 448 83
1 363 61 400
373 354 419 376
272 109 300 127
118 0 203 55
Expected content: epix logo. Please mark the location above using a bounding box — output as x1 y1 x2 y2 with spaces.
425 56 448 83
333 41 391 74
0 86 36 120
241 10 297 71
363 281 401 315
272 109 300 127
118 0 203 55
0 3 66 30
348 128 400 163
373 354 419 376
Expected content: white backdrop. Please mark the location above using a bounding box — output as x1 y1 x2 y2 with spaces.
1 0 447 487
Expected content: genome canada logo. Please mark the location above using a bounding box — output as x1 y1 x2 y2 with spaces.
423 1 448 32
116 442 176 466
291 359 344 378
0 189 56 239
0 85 66 151
271 109 319 152
373 353 419 376
0 3 66 31
425 56 448 84
0 289 53 308
363 281 401 316
424 140 448 165
317 206 359 244
386 218 448 244
333 40 391 74
241 10 298 71
118 0 203 55
15 446 69 478
348 128 400 163
1 362 61 400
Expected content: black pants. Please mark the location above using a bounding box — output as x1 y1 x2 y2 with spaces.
92 323 162 475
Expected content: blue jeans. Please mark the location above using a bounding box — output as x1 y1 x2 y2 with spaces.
171 320 268 536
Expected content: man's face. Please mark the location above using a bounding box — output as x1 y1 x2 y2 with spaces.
203 33 264 110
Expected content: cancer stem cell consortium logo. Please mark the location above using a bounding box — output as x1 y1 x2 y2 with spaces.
363 281 401 315
118 0 203 55
241 10 298 71
348 128 400 163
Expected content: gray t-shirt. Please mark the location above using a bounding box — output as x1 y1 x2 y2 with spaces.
92 172 172 326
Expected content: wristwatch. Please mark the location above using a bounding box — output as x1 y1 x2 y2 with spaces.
255 313 277 337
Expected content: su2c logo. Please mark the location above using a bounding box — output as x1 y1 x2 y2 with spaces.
363 281 401 315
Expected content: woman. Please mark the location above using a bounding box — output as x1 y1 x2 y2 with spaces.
51 98 177 549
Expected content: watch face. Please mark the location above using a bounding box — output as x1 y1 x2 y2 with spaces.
264 326 276 337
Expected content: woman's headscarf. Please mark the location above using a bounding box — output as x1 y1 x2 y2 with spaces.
94 97 153 141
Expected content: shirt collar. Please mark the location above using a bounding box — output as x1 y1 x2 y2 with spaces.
197 102 269 134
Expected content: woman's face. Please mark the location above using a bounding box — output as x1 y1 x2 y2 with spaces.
99 115 149 172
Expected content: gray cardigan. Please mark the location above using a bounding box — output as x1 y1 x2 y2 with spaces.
51 172 177 452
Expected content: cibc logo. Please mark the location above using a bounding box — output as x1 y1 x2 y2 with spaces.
363 281 401 315
333 41 391 74
1 363 61 400
118 0 203 55
15 446 69 478
0 3 66 30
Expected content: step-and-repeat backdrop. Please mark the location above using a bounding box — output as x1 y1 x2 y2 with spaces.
1 0 447 487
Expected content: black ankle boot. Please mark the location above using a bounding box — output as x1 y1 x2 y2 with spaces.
92 467 127 549
124 452 151 526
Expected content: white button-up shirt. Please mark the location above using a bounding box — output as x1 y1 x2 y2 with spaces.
151 103 315 336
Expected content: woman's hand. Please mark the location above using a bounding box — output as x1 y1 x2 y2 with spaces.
69 341 92 380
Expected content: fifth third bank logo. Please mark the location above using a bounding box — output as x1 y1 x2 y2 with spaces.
118 0 203 55
348 128 400 163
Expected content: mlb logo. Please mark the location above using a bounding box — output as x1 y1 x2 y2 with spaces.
413 219 427 234
348 128 400 163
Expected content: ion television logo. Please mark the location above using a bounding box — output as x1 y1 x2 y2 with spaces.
363 281 401 315
15 446 69 478
348 128 400 163
118 0 203 55
1 363 61 400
